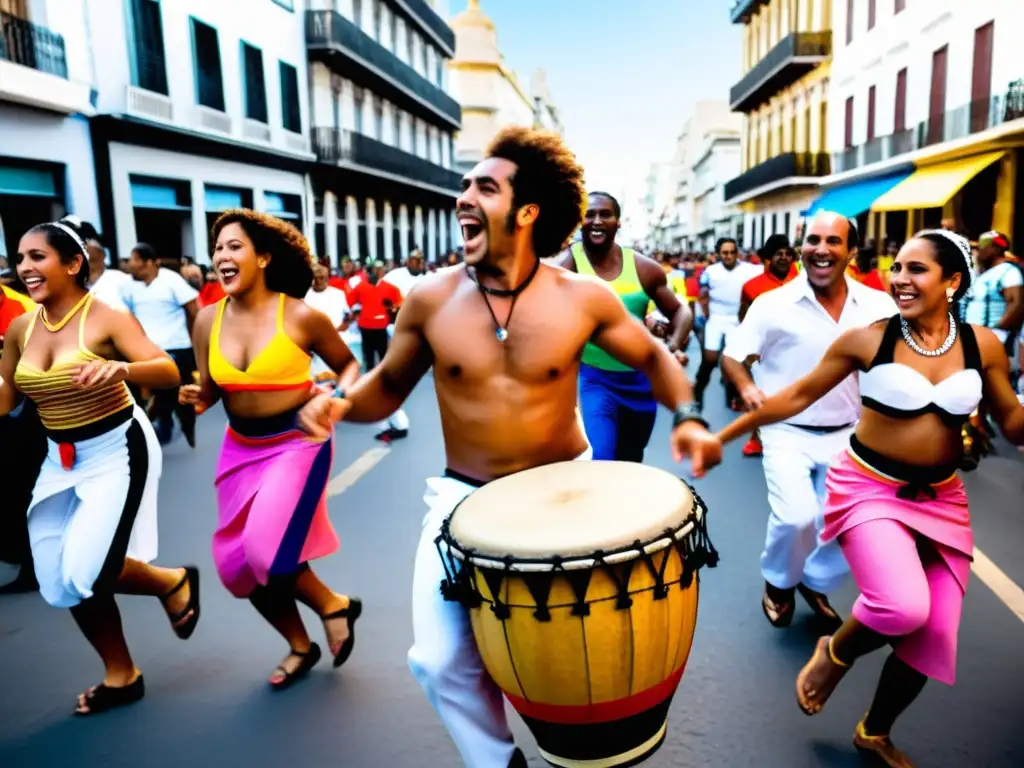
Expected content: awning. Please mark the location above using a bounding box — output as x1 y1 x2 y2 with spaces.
205 186 246 212
263 192 300 220
0 165 58 198
870 151 1006 212
804 170 914 218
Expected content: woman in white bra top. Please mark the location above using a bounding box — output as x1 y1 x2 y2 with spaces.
719 229 1024 767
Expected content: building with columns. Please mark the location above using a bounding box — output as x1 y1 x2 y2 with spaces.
447 0 563 173
806 0 1023 253
306 0 461 266
723 0 834 250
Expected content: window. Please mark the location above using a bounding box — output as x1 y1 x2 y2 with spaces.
971 22 994 132
846 0 854 45
393 111 402 146
374 103 384 140
279 61 301 133
867 85 876 141
353 0 362 28
390 12 398 53
191 18 224 111
928 46 948 144
374 0 382 40
894 68 908 132
868 0 876 30
354 88 364 133
844 97 854 148
131 0 168 95
241 43 267 123
894 0 906 13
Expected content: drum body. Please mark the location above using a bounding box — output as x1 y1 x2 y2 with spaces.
438 461 717 768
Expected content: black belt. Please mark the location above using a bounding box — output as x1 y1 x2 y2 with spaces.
785 422 854 434
443 468 488 488
849 434 958 500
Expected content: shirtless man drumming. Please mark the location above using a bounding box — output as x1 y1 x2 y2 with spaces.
298 126 723 767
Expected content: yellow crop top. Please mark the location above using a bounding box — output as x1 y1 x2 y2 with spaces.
208 294 312 392
13 294 133 433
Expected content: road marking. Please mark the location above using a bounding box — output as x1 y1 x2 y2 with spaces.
327 446 391 497
972 547 1024 624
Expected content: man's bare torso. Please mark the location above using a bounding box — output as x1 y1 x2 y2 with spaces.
417 263 594 481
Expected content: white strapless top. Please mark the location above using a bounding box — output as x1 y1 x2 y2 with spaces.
860 363 983 421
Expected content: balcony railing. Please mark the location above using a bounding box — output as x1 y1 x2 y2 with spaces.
0 11 67 79
724 152 831 202
831 88 1024 174
391 0 455 54
731 0 768 24
313 127 461 193
306 9 460 129
730 31 831 112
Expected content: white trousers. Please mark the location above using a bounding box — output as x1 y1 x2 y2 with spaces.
28 407 161 608
408 449 592 767
759 423 851 594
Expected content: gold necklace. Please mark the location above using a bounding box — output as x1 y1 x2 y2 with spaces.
40 293 91 333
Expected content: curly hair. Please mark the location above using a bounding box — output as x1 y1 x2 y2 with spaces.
211 209 314 298
485 126 585 258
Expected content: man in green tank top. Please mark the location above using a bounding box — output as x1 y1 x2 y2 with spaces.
557 192 693 461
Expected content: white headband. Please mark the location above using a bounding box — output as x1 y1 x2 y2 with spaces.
920 229 973 273
49 221 88 256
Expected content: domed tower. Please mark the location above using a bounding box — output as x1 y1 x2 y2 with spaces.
447 1 534 171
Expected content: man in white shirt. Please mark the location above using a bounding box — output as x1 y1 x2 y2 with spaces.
85 233 131 313
962 231 1023 351
123 243 199 446
694 238 762 409
722 212 898 630
305 262 351 384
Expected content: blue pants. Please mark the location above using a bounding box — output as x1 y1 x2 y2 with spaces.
579 364 657 462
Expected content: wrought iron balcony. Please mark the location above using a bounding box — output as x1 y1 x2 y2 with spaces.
724 152 831 202
831 89 1024 174
731 0 768 24
313 127 461 193
0 11 68 79
390 0 455 55
306 9 460 130
730 31 831 112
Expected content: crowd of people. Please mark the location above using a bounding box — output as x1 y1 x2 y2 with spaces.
1 123 1023 768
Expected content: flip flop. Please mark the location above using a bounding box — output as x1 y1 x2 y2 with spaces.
323 598 363 668
269 643 322 691
854 719 917 767
762 584 795 628
795 635 848 716
74 676 145 716
161 565 200 640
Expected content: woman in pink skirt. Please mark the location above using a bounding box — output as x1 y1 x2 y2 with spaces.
718 230 1024 766
179 210 362 689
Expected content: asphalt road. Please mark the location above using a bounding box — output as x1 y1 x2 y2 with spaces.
2 370 1023 768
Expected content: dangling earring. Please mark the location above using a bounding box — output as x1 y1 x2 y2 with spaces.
258 260 267 269
946 287 955 302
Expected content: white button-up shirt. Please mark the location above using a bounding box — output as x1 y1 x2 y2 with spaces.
723 272 898 428
121 268 199 351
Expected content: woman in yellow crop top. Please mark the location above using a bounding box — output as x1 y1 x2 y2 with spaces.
0 217 199 716
179 209 362 689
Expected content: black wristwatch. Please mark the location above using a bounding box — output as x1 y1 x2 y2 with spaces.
672 402 708 430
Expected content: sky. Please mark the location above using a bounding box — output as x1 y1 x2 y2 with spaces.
447 0 742 206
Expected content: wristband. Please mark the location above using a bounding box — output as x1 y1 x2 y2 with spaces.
333 385 346 400
672 402 708 430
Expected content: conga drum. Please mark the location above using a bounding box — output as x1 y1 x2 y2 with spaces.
437 461 717 767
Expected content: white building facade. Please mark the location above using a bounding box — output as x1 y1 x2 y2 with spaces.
692 129 744 251
307 0 461 264
814 0 1024 250
0 0 97 258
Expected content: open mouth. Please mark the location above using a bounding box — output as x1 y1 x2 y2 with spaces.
809 259 835 270
894 291 918 304
22 276 45 292
586 228 607 243
459 217 485 250
217 265 240 283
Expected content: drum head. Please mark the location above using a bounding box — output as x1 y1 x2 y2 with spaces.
448 460 696 565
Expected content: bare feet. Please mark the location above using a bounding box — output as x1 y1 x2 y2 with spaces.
796 635 849 715
854 720 916 767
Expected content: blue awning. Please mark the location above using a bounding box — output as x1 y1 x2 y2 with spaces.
0 165 58 198
205 186 246 212
804 170 915 218
131 181 190 211
263 192 300 219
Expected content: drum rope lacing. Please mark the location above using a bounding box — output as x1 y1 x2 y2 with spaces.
435 483 719 622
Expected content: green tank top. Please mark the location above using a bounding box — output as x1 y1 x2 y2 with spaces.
572 242 649 372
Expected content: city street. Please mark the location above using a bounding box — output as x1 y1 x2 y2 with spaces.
2 371 1023 768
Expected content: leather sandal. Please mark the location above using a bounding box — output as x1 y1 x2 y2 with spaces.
74 676 145 716
161 565 200 640
323 598 363 668
269 643 322 691
854 719 916 767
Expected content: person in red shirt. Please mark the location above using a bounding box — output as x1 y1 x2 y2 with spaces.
846 246 885 291
349 262 407 442
737 235 797 457
197 268 226 307
0 286 30 348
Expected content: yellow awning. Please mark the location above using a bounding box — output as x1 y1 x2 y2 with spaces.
870 151 1006 212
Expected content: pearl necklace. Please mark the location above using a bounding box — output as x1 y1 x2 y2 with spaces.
900 312 957 357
